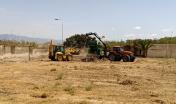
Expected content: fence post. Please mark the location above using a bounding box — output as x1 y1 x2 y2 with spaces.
11 46 15 54
3 45 5 55
28 46 31 61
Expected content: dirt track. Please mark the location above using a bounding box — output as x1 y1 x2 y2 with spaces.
0 58 176 104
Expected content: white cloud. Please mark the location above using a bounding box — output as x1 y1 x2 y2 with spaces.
134 26 142 30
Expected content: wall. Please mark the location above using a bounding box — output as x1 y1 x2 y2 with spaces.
0 45 48 55
1 44 176 58
148 44 176 58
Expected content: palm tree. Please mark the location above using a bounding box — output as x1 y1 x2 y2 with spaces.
134 39 153 57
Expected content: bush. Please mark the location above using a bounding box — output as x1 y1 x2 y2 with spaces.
64 84 75 95
85 81 93 91
55 73 64 80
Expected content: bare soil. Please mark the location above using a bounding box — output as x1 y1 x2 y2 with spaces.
0 57 176 104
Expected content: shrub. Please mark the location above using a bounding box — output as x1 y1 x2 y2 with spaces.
64 84 75 95
85 81 93 91
55 73 64 80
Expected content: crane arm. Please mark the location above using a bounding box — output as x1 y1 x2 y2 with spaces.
85 32 108 50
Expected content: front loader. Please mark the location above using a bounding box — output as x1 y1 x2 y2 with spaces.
48 41 73 61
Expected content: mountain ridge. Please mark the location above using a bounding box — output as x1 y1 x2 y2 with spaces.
0 34 60 44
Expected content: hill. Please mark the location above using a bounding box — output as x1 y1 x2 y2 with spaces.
0 34 61 44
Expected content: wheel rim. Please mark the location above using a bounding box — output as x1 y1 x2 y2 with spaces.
57 55 62 61
123 57 128 62
123 55 130 62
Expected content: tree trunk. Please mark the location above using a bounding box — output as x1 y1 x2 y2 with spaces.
142 49 147 58
145 50 148 57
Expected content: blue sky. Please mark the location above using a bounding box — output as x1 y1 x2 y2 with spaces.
0 0 176 40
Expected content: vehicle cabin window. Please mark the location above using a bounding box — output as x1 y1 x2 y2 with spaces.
113 47 124 52
55 46 61 52
113 47 120 51
120 48 124 51
60 47 64 52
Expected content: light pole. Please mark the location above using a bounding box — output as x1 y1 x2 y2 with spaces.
55 18 64 45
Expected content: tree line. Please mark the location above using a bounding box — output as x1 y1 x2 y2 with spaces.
108 36 176 46
64 33 176 48
64 33 176 57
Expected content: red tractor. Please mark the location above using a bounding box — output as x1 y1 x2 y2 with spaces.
108 46 135 62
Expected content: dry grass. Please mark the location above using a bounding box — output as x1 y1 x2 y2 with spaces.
55 72 64 80
63 83 75 95
85 81 93 91
0 58 176 104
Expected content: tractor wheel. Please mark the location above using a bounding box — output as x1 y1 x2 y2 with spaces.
67 55 73 61
115 55 121 61
122 55 130 62
57 55 63 61
109 54 116 61
51 57 56 61
129 55 135 62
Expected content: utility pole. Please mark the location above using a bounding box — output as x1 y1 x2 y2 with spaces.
55 18 64 44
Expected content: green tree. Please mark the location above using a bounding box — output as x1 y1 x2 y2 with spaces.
134 39 153 57
64 34 93 48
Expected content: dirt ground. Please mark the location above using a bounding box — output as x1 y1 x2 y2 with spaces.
0 56 176 104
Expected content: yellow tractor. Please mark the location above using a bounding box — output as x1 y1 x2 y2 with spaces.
49 43 73 61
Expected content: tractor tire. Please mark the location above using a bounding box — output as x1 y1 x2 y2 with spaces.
115 55 121 61
129 55 135 62
122 55 130 62
67 55 73 61
57 55 63 61
51 57 56 61
109 54 116 61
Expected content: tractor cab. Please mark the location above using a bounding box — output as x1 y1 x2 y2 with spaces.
53 45 65 53
113 46 124 52
108 46 135 62
112 46 133 55
49 45 64 60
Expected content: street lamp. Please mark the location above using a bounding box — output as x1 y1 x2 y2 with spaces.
55 18 63 44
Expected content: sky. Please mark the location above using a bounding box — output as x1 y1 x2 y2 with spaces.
0 0 176 41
